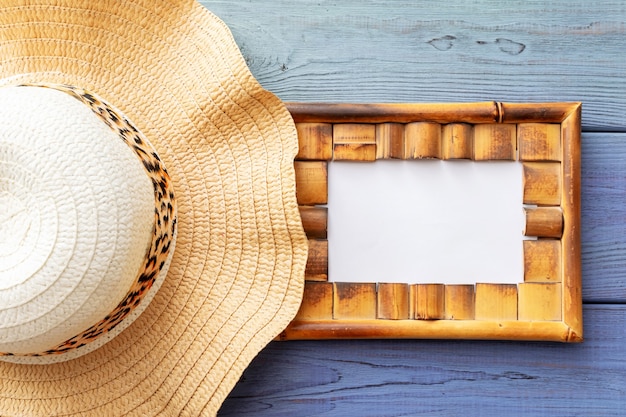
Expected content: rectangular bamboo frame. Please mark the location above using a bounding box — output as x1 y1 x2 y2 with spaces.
282 102 582 342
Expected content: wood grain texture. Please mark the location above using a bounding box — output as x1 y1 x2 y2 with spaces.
286 102 499 124
473 124 517 160
442 123 473 159
518 123 562 161
523 162 562 205
305 239 328 281
403 122 442 159
375 122 404 159
413 284 446 320
475 284 518 321
560 106 583 339
518 282 562 321
295 123 333 160
524 240 562 283
580 132 626 302
200 1 626 414
206 1 626 131
294 161 328 205
333 283 377 320
294 281 333 321
282 319 573 342
444 284 475 320
221 306 626 416
377 283 410 320
332 123 377 161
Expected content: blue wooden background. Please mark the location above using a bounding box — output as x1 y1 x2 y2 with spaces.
201 1 626 415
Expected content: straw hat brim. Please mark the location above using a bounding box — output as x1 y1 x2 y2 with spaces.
0 0 307 415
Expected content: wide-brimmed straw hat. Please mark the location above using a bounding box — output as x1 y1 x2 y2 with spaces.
0 0 308 415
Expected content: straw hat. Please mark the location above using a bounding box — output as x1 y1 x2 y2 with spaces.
0 0 307 415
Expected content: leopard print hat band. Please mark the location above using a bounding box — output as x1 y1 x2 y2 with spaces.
0 84 176 363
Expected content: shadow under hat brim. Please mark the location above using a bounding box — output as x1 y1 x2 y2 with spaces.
0 0 307 415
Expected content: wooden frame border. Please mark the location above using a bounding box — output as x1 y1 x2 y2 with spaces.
281 102 582 342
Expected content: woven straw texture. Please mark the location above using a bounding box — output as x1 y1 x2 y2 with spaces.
0 0 307 415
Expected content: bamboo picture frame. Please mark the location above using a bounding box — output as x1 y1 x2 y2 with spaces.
281 101 582 342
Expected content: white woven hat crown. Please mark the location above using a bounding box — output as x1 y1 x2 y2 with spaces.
0 84 175 363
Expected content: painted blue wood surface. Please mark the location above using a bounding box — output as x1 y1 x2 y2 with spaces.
219 306 625 416
201 1 626 415
206 0 626 131
581 133 626 302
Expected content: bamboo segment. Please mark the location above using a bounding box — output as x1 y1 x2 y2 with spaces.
444 285 475 320
475 283 518 321
282 319 576 342
523 162 561 205
499 102 575 124
295 122 333 161
404 122 442 159
560 104 583 341
524 240 561 283
473 124 517 160
413 284 445 320
299 206 328 239
375 123 404 159
333 282 377 320
333 143 377 161
294 281 334 321
524 207 563 238
377 283 410 320
333 123 377 161
441 123 473 159
294 161 328 205
409 285 417 319
285 102 499 124
333 124 377 144
518 283 562 321
517 123 561 161
305 239 328 281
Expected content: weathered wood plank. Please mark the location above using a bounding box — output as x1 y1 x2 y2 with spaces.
219 305 626 416
205 0 626 131
580 132 626 302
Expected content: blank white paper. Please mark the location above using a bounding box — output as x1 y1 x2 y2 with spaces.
328 159 525 284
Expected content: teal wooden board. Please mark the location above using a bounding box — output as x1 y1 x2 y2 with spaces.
201 0 626 415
